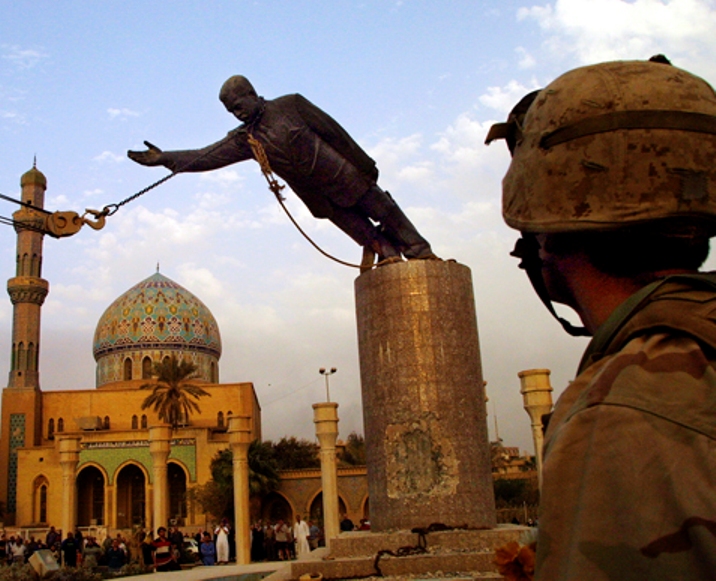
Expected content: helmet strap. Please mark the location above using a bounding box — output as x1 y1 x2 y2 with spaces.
510 234 592 337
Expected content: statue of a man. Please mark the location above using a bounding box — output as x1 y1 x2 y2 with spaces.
128 76 437 267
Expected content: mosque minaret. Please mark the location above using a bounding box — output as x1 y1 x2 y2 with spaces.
7 164 49 389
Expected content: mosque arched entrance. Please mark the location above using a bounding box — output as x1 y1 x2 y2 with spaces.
116 464 146 529
308 492 347 526
261 492 292 523
76 466 105 526
168 463 187 525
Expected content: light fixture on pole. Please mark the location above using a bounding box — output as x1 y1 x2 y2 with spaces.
319 367 337 402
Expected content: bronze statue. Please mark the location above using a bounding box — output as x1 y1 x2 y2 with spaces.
128 76 437 268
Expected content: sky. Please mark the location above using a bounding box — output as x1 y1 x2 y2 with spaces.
2 0 716 453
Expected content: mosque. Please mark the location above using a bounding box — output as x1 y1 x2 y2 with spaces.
0 166 368 536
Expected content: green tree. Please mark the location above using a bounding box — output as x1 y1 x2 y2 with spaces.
271 436 320 470
249 439 281 496
140 355 210 428
493 477 540 508
191 441 280 521
339 432 366 466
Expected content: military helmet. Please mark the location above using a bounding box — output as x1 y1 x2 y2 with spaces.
491 59 716 235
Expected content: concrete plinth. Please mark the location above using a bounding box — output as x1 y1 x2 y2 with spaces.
355 260 495 531
519 368 554 490
58 436 81 535
313 402 340 547
149 424 172 531
229 415 253 565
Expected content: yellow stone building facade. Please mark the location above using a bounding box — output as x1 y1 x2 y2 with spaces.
0 166 261 534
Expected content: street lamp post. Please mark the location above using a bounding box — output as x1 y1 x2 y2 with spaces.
319 367 337 402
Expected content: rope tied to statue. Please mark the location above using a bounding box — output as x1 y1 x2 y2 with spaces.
247 132 362 269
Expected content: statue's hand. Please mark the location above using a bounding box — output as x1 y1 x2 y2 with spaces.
127 141 165 166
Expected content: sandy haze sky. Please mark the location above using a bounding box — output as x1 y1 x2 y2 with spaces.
2 0 716 452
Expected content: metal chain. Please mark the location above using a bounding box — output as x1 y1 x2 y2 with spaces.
102 135 238 216
101 172 177 216
0 132 370 270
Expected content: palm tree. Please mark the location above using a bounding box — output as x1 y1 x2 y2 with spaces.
140 355 211 428
248 440 280 497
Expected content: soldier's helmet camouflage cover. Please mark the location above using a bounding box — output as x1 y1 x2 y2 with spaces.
487 59 716 236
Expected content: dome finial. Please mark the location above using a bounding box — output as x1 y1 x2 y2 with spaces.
156 262 160 273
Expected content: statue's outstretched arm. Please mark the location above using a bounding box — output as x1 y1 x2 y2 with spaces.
127 132 252 173
127 141 165 166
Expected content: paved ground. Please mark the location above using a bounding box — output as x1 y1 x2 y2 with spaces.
126 560 289 581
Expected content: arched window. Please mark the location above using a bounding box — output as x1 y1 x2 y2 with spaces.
103 416 110 430
210 361 218 383
39 484 48 523
124 358 133 381
141 415 147 429
48 418 55 439
217 412 224 428
131 415 138 430
163 356 171 366
142 357 153 379
57 418 64 433
17 342 26 371
27 343 36 371
33 476 49 524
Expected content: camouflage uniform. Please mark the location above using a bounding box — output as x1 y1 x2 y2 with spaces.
487 58 716 578
537 274 716 580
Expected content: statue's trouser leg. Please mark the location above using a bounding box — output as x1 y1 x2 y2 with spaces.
357 186 433 259
328 205 400 258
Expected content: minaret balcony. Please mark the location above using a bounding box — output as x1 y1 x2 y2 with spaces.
7 276 49 305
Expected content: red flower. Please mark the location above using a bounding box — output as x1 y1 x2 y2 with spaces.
495 541 536 581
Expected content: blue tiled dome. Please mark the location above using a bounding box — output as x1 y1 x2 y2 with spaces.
93 272 221 387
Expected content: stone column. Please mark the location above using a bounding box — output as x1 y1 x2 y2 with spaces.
355 260 495 531
313 402 340 547
518 369 554 490
228 415 252 565
149 425 172 531
58 436 81 535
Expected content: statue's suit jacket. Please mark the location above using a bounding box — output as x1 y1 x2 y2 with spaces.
162 94 379 219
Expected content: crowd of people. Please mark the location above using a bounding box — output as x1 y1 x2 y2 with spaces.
0 526 132 573
248 515 323 563
0 514 363 570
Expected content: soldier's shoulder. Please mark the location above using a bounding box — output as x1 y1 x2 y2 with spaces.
573 332 716 437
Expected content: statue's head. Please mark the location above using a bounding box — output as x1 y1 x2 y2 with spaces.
220 75 261 123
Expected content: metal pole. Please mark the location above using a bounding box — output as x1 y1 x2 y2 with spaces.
319 367 337 402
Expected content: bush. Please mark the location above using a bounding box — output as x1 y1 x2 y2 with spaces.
0 563 36 581
115 562 146 578
46 567 103 581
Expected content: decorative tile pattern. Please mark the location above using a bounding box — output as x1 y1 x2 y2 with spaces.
93 273 221 386
79 438 197 484
7 414 26 513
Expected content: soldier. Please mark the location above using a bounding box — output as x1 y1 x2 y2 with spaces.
128 76 437 269
487 56 716 579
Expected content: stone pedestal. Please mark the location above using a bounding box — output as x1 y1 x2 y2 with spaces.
149 424 172 531
58 436 81 535
519 368 554 490
313 402 340 547
355 260 495 531
229 415 252 565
